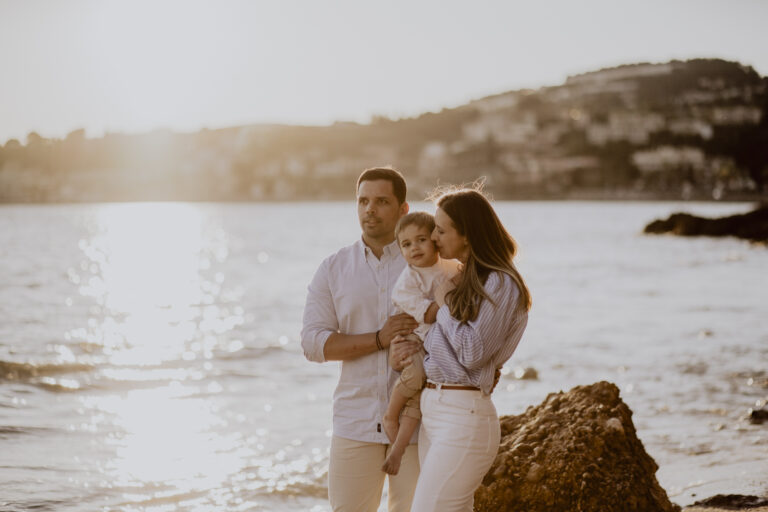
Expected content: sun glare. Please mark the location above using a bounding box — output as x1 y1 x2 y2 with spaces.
76 203 208 364
93 386 244 493
71 202 250 504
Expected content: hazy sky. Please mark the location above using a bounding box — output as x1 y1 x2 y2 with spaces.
1 0 767 143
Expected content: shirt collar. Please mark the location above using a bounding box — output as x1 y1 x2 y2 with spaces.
358 237 400 260
383 239 400 258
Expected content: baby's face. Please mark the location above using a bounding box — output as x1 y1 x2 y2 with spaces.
398 224 439 268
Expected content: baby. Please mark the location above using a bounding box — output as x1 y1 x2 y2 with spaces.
382 211 459 475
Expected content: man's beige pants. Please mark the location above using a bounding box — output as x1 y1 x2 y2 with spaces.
329 436 419 512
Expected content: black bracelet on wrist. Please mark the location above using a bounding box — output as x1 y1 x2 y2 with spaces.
375 330 383 351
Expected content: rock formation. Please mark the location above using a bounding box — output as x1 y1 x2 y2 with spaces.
644 206 768 242
690 494 768 509
475 381 680 512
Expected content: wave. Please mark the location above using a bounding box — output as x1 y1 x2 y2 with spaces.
106 479 327 510
112 489 209 508
239 462 329 499
0 359 94 380
262 479 328 498
0 499 69 512
34 378 86 393
215 344 290 361
0 425 57 437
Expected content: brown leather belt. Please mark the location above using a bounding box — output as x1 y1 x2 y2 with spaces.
425 382 480 391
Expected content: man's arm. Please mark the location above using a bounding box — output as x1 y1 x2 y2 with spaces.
322 332 376 361
301 258 338 363
324 313 419 361
302 254 419 362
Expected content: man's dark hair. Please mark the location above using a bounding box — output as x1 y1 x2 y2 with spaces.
356 167 407 205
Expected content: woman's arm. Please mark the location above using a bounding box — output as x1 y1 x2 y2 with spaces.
423 302 440 324
435 273 520 370
425 272 458 324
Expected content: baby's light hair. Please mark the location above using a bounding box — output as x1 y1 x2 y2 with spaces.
395 211 436 243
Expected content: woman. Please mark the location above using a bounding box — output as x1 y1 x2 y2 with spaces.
405 187 531 512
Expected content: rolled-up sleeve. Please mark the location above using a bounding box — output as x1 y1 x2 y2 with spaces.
435 273 515 370
301 258 337 363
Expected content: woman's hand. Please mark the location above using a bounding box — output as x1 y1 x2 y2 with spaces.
389 334 421 371
434 279 457 308
491 368 502 393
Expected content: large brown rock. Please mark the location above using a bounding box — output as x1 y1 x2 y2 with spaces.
475 381 680 512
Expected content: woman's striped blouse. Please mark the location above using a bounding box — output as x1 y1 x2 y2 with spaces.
423 271 528 395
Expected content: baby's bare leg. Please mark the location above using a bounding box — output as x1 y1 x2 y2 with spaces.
383 342 423 444
382 415 419 475
382 386 409 444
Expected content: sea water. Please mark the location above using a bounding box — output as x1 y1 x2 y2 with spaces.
1 201 766 511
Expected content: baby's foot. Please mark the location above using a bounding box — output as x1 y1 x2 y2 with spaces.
382 449 402 475
382 414 399 444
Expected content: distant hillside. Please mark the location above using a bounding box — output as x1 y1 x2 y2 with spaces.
1 58 766 202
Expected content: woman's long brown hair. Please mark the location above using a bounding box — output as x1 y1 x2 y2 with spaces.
436 187 532 323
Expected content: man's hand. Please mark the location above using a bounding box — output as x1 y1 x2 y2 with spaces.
389 334 421 371
379 313 418 348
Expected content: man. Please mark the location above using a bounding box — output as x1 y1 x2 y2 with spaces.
301 167 421 512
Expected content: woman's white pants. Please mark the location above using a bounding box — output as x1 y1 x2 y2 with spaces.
410 386 500 512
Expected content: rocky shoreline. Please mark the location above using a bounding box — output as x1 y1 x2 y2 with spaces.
685 494 768 510
644 205 768 242
474 381 766 512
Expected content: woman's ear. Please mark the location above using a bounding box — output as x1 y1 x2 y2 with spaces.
460 236 471 261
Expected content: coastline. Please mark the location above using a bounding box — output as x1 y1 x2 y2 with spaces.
0 192 765 205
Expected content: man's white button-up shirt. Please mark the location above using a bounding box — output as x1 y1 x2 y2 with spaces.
301 238 406 443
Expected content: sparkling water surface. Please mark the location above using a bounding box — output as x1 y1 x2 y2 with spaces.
1 201 766 511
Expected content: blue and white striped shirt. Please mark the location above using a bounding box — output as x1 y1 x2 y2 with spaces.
423 271 528 395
